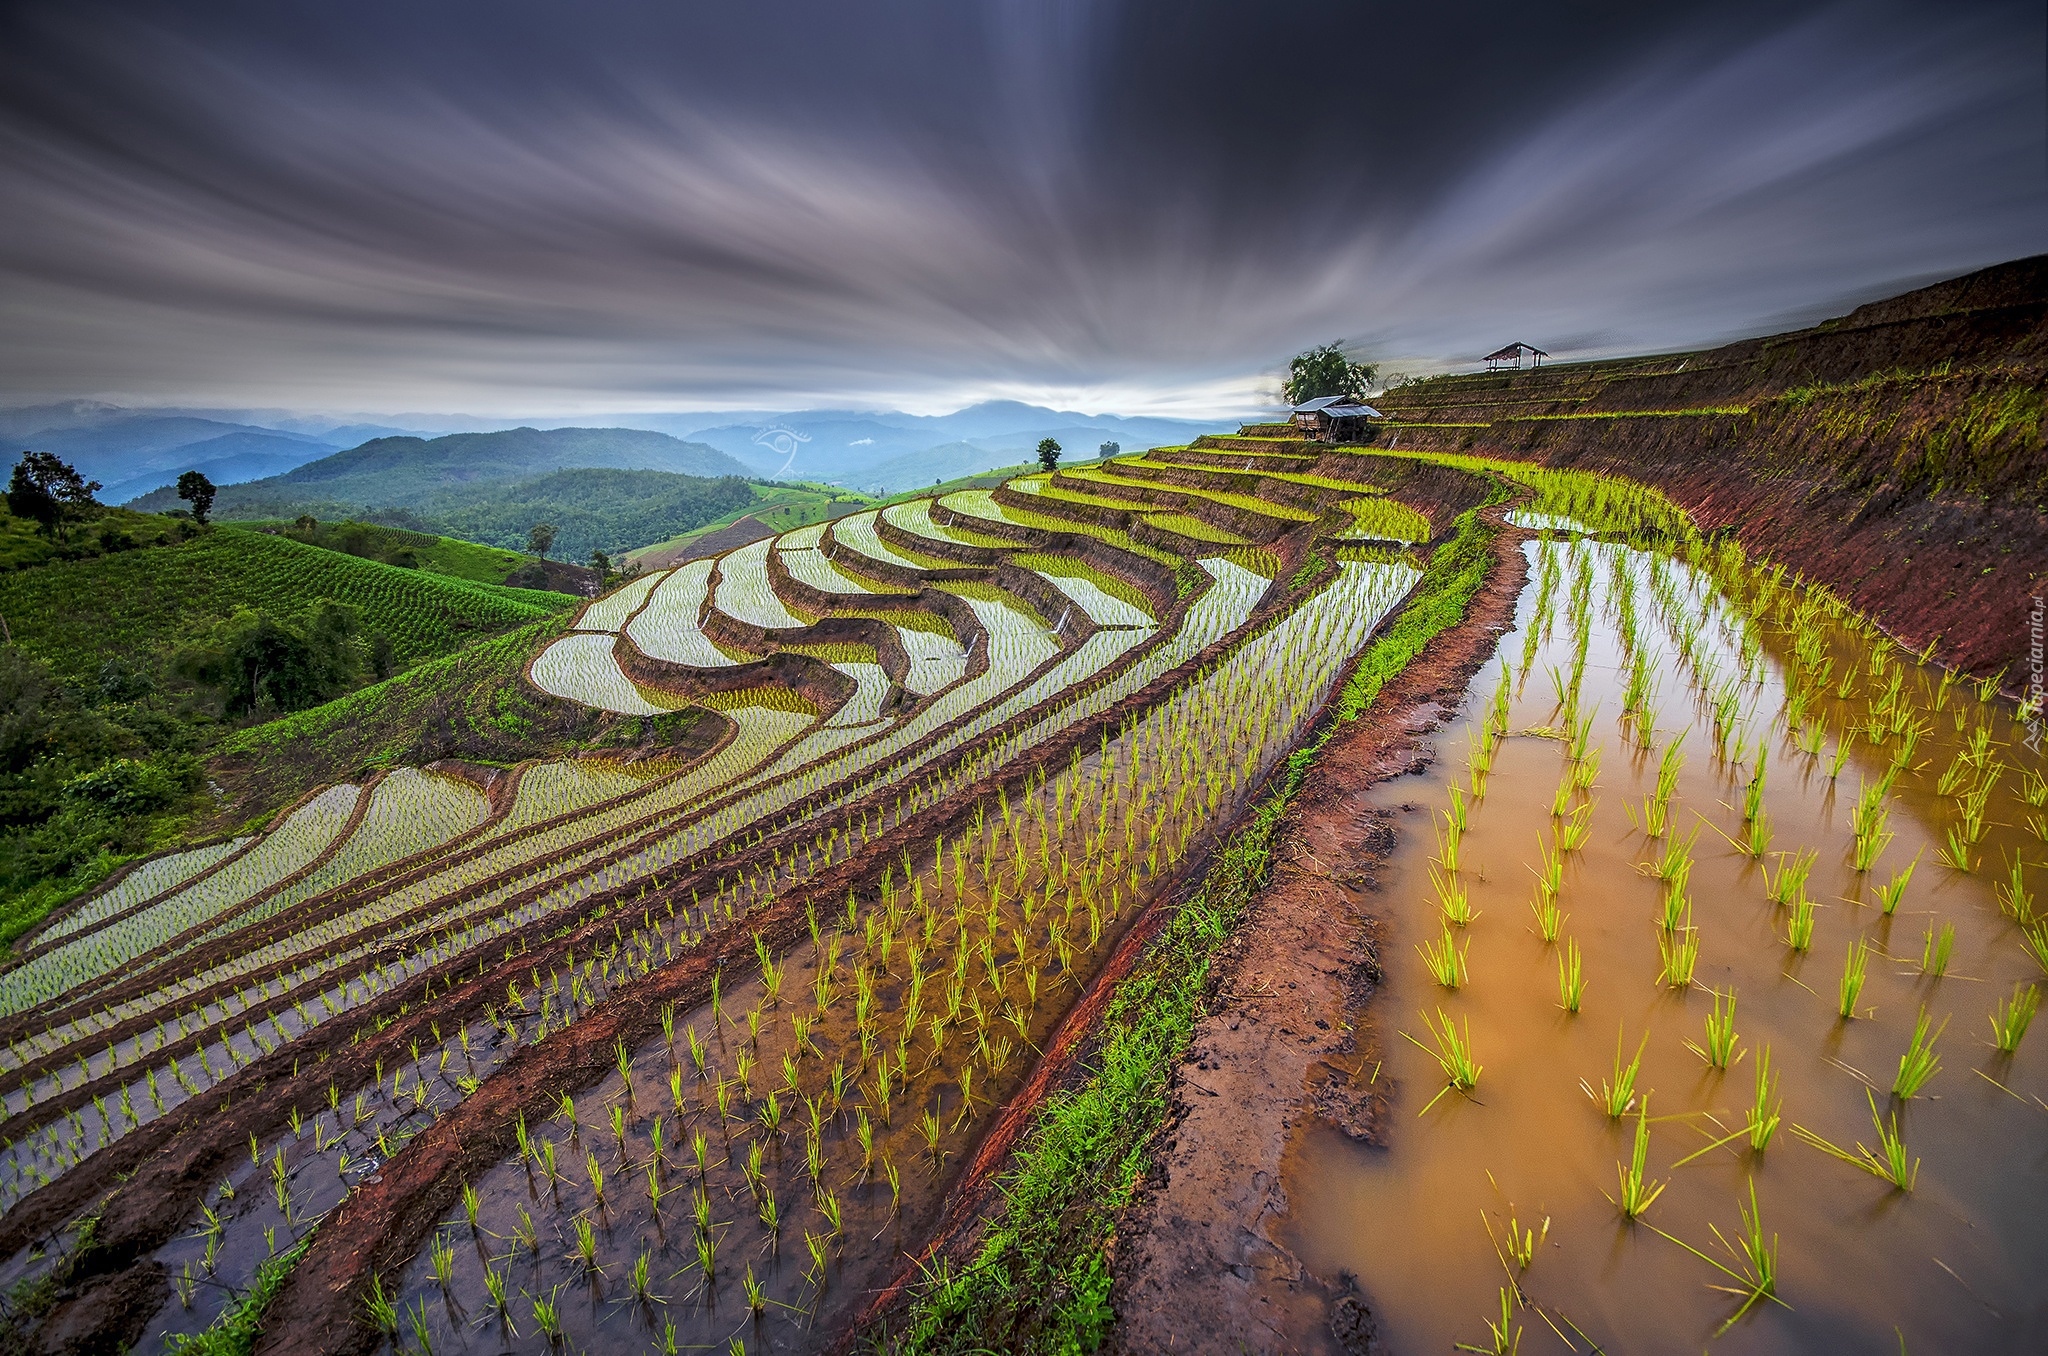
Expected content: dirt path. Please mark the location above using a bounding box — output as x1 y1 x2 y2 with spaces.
1110 518 1528 1355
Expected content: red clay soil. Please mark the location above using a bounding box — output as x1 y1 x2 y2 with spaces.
632 513 777 570
1397 413 2048 688
1108 514 1529 1355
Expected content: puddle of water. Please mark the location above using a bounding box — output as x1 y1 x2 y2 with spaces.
1286 536 2048 1355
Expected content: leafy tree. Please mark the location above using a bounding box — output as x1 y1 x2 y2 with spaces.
294 513 318 530
590 548 613 585
6 452 102 541
1283 342 1378 405
1098 441 1119 459
1036 438 1062 473
528 522 557 559
176 470 217 525
176 602 361 715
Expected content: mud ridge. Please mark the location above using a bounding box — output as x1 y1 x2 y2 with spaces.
1109 512 1529 1355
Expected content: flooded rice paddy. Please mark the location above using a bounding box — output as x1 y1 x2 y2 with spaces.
1288 534 2047 1354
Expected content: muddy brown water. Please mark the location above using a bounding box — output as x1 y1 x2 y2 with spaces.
1286 537 2048 1353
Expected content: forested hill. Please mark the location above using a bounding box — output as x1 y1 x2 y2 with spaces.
126 426 760 559
129 425 747 506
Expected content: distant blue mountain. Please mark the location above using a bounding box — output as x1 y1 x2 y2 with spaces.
680 401 1218 484
96 431 346 504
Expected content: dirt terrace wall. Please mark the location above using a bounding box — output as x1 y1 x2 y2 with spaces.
1361 256 2048 685
1392 413 2045 684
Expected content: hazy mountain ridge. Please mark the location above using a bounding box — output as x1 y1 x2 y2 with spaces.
5 397 1223 503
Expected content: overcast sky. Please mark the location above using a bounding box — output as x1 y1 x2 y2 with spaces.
0 0 2041 418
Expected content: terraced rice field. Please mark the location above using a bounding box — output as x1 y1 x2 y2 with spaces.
0 441 1446 1354
16 435 2032 1356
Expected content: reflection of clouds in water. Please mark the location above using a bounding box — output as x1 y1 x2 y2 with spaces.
0 1 2039 411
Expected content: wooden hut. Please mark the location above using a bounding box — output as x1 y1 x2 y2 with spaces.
1484 342 1549 371
1289 394 1383 443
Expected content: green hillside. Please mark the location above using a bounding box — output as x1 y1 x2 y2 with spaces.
122 426 764 558
417 467 757 558
0 524 574 685
129 425 748 507
245 517 590 591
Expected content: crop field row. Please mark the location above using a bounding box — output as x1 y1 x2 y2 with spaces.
713 540 809 630
1066 463 1320 522
0 444 1455 1353
27 837 254 947
624 561 739 669
826 510 951 573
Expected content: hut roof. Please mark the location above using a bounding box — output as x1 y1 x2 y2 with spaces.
1291 395 1383 417
1483 342 1549 362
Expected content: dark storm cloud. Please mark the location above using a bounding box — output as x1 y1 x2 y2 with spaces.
0 0 2040 414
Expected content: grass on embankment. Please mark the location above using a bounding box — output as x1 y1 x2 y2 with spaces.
882 501 1502 1352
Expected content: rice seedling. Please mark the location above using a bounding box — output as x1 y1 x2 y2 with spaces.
1892 1009 1947 1098
1917 918 1956 977
1761 849 1809 906
429 1230 456 1288
1435 826 1463 875
1453 1287 1522 1356
1744 810 1773 859
1705 1179 1779 1333
1686 989 1742 1068
1497 1210 1548 1271
1784 896 1817 953
2025 917 2048 977
530 1286 565 1344
1660 927 1701 986
364 1274 399 1339
1936 825 1978 873
1557 939 1586 1013
1838 939 1870 1018
1405 1010 1481 1113
1417 924 1470 990
1873 854 1918 914
1559 802 1595 853
1528 886 1564 943
1659 883 1693 934
1993 858 2034 920
1985 982 2039 1054
1615 1100 1667 1220
1585 1027 1650 1119
1432 867 1475 927
1827 730 1857 779
1744 1046 1782 1153
1792 1090 1918 1191
1549 777 1575 819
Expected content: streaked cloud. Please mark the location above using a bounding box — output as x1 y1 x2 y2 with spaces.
0 0 2039 418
